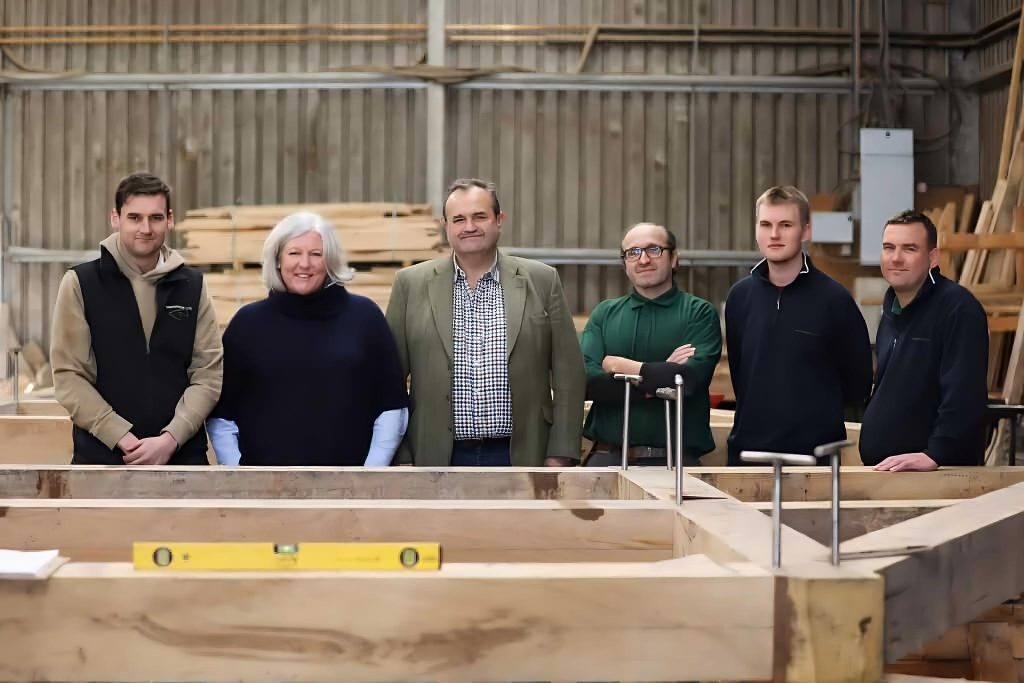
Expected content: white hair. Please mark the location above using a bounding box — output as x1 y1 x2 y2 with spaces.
261 211 354 292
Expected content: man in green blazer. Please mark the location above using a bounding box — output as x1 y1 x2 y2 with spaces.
386 178 585 467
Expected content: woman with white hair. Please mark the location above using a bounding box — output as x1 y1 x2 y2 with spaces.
207 211 409 466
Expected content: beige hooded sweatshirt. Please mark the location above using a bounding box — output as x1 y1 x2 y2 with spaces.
51 232 223 450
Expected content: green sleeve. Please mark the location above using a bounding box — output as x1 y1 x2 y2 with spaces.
684 301 723 388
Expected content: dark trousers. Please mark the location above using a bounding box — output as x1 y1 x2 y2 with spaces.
450 438 512 466
71 447 209 466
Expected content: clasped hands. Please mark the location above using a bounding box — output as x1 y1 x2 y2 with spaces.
117 431 179 465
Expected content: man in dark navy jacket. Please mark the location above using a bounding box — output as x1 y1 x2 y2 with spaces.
725 185 873 465
860 210 989 471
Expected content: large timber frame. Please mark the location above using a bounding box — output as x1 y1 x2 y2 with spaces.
0 465 1022 682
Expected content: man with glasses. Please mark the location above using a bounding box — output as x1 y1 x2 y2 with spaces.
724 185 872 465
580 222 722 466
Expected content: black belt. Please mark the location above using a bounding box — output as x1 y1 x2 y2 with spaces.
592 441 668 460
454 437 510 444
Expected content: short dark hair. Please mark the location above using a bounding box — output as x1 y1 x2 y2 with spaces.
885 209 937 249
755 185 810 227
443 178 500 220
114 173 172 215
663 227 678 251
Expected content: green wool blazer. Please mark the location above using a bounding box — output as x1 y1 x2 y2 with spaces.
385 252 585 466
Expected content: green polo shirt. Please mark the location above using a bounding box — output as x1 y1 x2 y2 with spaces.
580 285 722 455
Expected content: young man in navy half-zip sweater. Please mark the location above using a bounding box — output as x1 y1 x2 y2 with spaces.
860 210 989 471
725 185 873 466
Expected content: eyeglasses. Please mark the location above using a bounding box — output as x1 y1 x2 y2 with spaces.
621 245 672 261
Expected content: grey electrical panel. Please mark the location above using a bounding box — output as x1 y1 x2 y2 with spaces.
860 129 914 264
811 211 854 244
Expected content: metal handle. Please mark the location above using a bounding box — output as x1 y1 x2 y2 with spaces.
739 451 817 467
674 374 684 506
612 373 642 470
655 387 677 472
9 349 18 404
663 398 673 470
814 439 853 566
812 440 853 458
740 450 817 569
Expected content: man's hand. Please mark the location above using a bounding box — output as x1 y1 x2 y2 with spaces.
123 432 179 466
873 452 938 472
544 456 574 467
116 432 142 456
602 355 642 376
666 344 696 364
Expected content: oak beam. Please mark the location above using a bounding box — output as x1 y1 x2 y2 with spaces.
0 498 676 563
751 500 959 544
690 466 1024 502
0 466 621 500
0 557 774 682
843 482 1024 662
774 562 885 683
0 415 71 464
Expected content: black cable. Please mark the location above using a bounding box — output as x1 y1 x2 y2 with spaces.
878 0 894 127
828 61 963 156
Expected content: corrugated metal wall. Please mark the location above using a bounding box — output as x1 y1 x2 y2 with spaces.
0 0 961 346
444 1 955 313
2 0 427 72
4 87 427 347
0 0 429 346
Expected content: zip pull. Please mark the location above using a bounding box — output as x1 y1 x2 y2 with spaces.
776 291 781 311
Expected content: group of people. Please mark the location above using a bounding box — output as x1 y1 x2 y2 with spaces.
51 173 989 472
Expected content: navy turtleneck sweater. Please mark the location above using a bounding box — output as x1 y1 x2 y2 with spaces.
212 284 409 466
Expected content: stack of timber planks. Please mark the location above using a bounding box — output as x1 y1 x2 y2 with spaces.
176 202 448 326
204 268 400 324
178 202 447 266
957 5 1024 464
944 127 1024 339
938 133 1024 462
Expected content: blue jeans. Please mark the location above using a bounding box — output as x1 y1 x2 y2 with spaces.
450 438 512 466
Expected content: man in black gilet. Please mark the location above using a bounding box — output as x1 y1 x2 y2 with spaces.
51 173 222 465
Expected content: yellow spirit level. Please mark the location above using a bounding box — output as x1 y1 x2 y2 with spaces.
132 542 441 572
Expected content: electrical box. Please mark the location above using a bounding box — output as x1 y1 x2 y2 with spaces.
859 128 914 265
811 211 854 244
